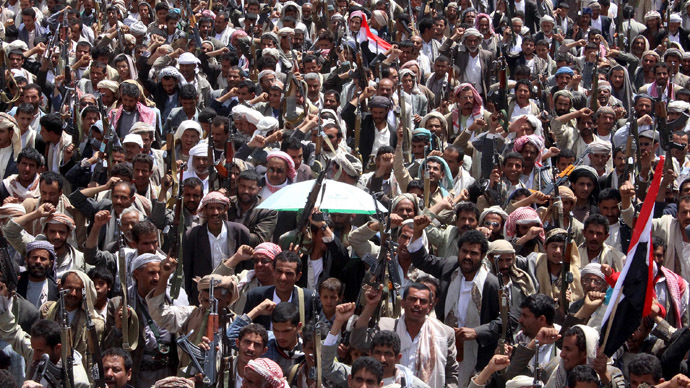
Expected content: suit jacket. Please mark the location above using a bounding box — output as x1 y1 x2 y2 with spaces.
510 0 539 33
12 294 40 333
410 247 502 370
341 102 397 164
241 285 318 330
182 220 250 304
295 235 350 290
227 196 278 247
450 49 494 101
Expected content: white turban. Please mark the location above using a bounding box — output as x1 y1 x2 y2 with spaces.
130 122 155 135
244 109 264 126
130 253 162 274
178 52 201 65
506 376 536 388
188 143 208 170
123 134 144 148
174 120 203 142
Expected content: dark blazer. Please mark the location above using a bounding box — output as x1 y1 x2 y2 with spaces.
227 197 278 247
137 55 178 114
447 49 494 101
182 220 250 304
242 285 319 330
510 0 539 33
295 235 350 290
3 154 17 180
410 247 502 370
16 271 58 309
341 102 397 164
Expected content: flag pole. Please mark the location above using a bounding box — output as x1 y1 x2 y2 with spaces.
599 291 623 352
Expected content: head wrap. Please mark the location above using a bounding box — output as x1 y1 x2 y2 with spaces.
581 263 606 281
334 152 363 178
488 239 515 255
123 134 144 148
454 83 483 117
541 15 555 25
558 186 576 201
475 13 495 34
131 253 162 274
97 80 120 94
645 10 661 20
153 377 195 388
0 112 21 160
349 10 366 22
588 1 601 9
412 128 432 141
178 52 201 65
194 274 239 304
418 156 454 191
461 27 483 42
244 109 265 126
254 242 282 260
504 207 545 242
582 7 593 15
391 193 420 217
246 359 290 388
668 100 690 113
257 116 279 133
370 96 392 109
159 66 185 84
44 213 75 232
278 27 294 36
262 48 280 60
121 80 153 107
420 111 448 136
198 191 231 214
258 70 276 82
587 141 612 155
130 122 155 135
129 21 147 36
479 206 509 224
506 376 536 388
372 10 388 26
569 165 598 184
0 203 26 219
266 151 296 180
545 228 567 244
188 143 208 171
513 134 545 166
26 240 56 263
174 120 203 142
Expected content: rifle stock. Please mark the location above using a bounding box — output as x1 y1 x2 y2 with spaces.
170 163 187 299
59 290 75 388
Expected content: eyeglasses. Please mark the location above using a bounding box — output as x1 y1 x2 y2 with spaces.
583 277 606 287
268 167 285 174
253 258 273 265
483 221 500 228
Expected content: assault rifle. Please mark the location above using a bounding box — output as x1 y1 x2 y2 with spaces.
59 290 75 388
169 163 187 299
560 213 574 315
83 289 105 388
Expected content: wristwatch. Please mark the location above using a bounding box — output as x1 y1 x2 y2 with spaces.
320 224 328 231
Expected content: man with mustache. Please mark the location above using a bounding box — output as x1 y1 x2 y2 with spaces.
15 240 58 309
440 28 493 99
183 191 250 304
228 170 278 247
425 201 481 259
487 239 537 311
406 215 501 387
102 348 134 388
5 203 87 280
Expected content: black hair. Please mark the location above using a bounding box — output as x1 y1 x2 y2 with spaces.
113 181 136 198
132 153 154 171
183 177 204 190
179 83 198 100
212 116 230 132
119 83 140 99
273 251 302 274
131 221 158 243
406 180 424 192
563 326 587 353
40 171 63 190
30 320 62 348
39 113 63 136
415 275 440 299
457 229 489 255
88 266 114 290
402 282 431 300
628 353 663 382
271 302 300 326
371 330 401 355
503 152 524 166
418 17 434 34
238 323 269 348
238 169 261 184
376 146 395 158
444 145 465 162
519 294 556 325
16 103 34 116
110 161 133 180
351 357 384 383
583 213 609 232
17 147 44 168
455 201 479 221
280 137 303 153
652 235 667 254
598 188 621 203
103 347 134 371
567 365 600 387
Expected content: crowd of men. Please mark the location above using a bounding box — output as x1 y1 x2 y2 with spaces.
1 0 690 386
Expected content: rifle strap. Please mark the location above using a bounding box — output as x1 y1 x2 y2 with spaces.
296 287 305 325
287 364 300 384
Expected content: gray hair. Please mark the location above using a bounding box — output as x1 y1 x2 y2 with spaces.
120 207 145 223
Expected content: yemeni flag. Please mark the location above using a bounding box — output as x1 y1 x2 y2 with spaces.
357 17 391 55
600 157 664 357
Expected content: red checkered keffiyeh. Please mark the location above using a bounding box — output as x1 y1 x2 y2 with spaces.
246 358 289 388
504 207 545 243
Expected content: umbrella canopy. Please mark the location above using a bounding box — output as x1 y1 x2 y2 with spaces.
256 179 387 214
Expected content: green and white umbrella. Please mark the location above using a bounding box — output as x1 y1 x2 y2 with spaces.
256 179 387 214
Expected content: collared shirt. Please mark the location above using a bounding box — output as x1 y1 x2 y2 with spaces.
207 222 229 270
307 257 324 291
372 125 391 159
464 53 482 94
